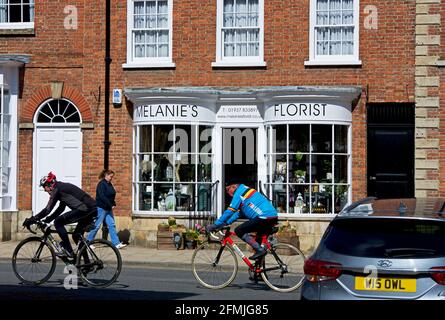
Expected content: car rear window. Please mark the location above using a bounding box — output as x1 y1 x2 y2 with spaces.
323 218 445 258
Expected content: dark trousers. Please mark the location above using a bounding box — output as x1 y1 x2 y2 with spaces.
234 217 278 243
54 207 97 254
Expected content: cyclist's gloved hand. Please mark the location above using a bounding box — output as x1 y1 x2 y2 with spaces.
205 224 218 233
22 216 36 228
42 217 52 224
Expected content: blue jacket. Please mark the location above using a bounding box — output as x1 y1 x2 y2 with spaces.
214 184 277 227
96 179 116 211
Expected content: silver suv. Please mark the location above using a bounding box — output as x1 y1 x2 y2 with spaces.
301 197 445 300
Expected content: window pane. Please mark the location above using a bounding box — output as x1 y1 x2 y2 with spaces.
154 125 173 152
312 125 332 153
289 185 310 214
272 184 287 214
154 183 174 211
175 125 194 153
334 155 348 183
139 183 152 210
153 154 174 181
312 184 332 213
289 124 309 152
272 154 287 183
198 156 212 182
176 184 194 211
289 153 309 184
334 185 349 213
311 155 332 183
199 126 212 152
271 125 287 153
334 125 348 153
197 184 212 211
175 153 195 182
139 154 152 181
139 125 152 152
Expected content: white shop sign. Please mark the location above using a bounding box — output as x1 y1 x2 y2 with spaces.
133 104 215 123
216 105 262 123
265 103 352 123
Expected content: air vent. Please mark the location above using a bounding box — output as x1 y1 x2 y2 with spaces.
367 103 414 125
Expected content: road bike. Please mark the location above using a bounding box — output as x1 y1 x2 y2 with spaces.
191 226 305 292
12 219 122 288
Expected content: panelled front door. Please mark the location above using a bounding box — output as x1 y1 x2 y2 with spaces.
367 103 414 199
33 126 82 214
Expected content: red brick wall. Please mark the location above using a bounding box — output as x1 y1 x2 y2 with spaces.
3 1 416 214
439 2 445 196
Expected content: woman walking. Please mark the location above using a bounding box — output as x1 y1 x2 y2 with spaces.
87 169 127 249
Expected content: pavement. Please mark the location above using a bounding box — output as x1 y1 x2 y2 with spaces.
0 240 197 270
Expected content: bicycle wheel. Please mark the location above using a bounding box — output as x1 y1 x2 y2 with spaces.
192 241 238 289
12 237 56 285
76 239 122 288
261 242 305 292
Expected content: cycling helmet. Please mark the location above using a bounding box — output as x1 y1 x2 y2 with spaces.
39 172 57 188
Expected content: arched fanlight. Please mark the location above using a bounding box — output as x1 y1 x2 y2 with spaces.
36 99 81 123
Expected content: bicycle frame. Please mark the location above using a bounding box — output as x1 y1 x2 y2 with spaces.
216 229 272 273
33 223 99 265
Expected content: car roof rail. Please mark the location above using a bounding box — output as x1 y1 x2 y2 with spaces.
339 197 377 215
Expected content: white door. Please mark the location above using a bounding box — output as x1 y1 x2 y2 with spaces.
33 126 82 214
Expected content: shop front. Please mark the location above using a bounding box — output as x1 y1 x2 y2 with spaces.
126 86 361 250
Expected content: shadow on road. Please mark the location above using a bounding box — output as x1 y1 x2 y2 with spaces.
0 283 198 300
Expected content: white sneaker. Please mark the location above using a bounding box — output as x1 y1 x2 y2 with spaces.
116 243 127 249
89 244 96 250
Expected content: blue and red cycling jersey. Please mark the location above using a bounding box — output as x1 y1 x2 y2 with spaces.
214 184 278 227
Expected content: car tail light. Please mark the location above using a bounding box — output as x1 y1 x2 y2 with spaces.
430 267 445 285
304 258 342 282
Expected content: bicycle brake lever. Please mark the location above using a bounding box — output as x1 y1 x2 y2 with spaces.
209 232 221 241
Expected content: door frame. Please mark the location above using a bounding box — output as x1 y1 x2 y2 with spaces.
216 123 265 215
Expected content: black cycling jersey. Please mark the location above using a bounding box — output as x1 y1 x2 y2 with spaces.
35 181 96 222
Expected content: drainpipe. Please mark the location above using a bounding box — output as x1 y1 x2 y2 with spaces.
104 0 111 170
102 0 112 240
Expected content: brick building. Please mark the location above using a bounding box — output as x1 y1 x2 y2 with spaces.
0 0 441 252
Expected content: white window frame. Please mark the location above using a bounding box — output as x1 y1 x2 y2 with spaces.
133 123 215 216
265 123 352 217
305 0 361 66
212 0 266 68
123 0 175 69
0 0 34 29
0 72 17 211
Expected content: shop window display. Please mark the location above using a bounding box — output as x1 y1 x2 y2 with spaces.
266 124 350 215
134 124 213 213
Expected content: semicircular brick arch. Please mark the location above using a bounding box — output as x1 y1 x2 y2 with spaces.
21 85 93 123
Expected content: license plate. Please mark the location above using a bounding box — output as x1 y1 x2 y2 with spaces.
355 277 416 292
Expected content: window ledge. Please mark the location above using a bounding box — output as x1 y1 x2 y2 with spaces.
0 28 34 36
304 60 362 66
211 61 267 68
438 60 445 67
122 62 176 69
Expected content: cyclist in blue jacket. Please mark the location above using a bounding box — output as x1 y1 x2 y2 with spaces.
206 182 278 260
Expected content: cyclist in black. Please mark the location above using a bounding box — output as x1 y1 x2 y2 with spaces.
23 172 97 258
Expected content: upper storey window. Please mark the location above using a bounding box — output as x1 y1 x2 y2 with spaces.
0 0 34 29
212 0 266 67
124 0 174 68
306 0 361 66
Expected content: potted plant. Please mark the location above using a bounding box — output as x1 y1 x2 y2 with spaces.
184 228 200 249
157 222 170 232
276 220 300 251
